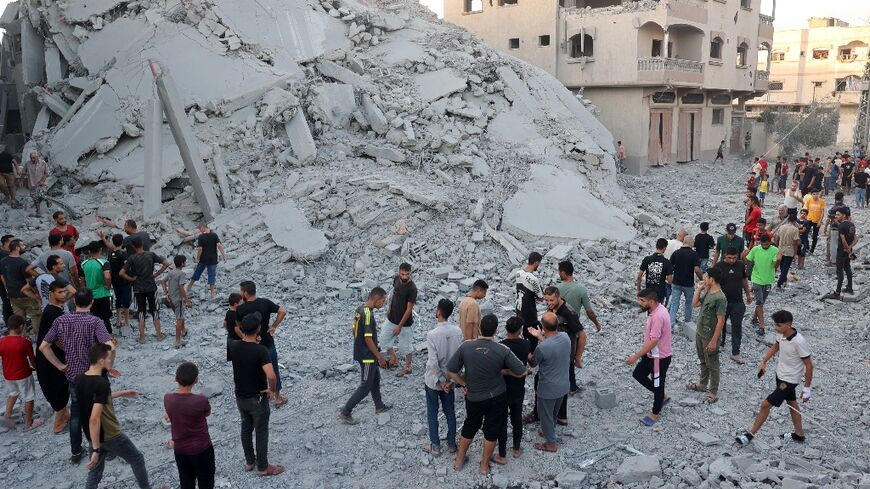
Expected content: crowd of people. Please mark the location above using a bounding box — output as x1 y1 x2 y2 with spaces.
0 147 854 486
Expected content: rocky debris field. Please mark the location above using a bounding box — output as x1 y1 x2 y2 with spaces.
2 156 869 489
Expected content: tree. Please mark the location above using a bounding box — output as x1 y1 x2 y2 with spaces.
766 102 840 155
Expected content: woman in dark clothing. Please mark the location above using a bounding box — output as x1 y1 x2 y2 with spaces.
35 283 70 434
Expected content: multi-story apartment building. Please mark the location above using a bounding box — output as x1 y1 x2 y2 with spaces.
444 0 773 173
746 18 870 147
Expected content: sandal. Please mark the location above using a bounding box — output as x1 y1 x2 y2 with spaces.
395 367 412 378
640 416 657 427
422 444 441 456
490 455 508 465
24 418 45 431
454 456 469 471
273 395 288 407
533 442 558 453
256 464 284 476
704 393 719 404
686 383 707 392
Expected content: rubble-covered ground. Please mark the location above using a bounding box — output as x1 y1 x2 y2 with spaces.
2 156 869 489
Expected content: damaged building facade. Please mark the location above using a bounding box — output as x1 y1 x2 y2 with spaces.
444 0 774 173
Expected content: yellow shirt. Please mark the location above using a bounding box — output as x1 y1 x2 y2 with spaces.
760 180 768 193
803 195 825 223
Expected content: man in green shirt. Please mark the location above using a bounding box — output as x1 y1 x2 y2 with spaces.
743 234 780 336
81 242 113 334
711 223 745 267
688 267 726 403
556 261 602 373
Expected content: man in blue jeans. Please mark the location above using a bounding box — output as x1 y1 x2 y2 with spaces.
422 299 463 455
668 236 703 325
188 223 226 299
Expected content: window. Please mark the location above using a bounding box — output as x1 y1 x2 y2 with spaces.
463 0 483 12
498 0 518 5
712 108 724 125
681 93 705 104
836 75 862 91
651 40 672 58
508 38 520 49
740 0 751 8
812 49 829 59
710 94 732 105
772 51 785 61
569 34 594 57
736 43 748 67
652 91 676 104
838 48 857 62
812 81 824 87
769 80 784 90
539 35 551 47
709 37 723 60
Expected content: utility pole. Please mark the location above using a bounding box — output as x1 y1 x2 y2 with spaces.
853 61 870 150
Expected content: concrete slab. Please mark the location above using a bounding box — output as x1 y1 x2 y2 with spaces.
414 68 466 102
44 44 63 84
313 83 355 128
63 0 126 22
361 94 388 134
78 17 153 74
259 202 329 260
362 145 405 162
496 66 540 115
83 126 185 186
317 60 376 92
284 110 317 165
49 85 124 170
502 164 635 241
615 455 661 484
0 1 19 27
369 40 426 65
690 432 720 446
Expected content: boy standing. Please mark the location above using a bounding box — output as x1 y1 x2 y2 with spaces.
224 293 243 362
164 362 215 489
737 310 813 445
423 299 463 456
687 267 727 404
162 255 193 348
81 242 113 334
187 223 226 299
0 315 43 431
627 289 672 426
497 316 531 461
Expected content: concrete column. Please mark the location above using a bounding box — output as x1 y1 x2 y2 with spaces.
44 43 63 85
20 18 45 133
663 30 670 58
143 98 163 219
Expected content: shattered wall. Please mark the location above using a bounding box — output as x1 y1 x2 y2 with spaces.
4 0 637 264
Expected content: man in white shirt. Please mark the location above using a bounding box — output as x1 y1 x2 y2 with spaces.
422 299 464 456
736 310 813 445
663 229 688 260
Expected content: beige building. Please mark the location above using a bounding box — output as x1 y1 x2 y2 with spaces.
444 0 773 173
746 18 870 147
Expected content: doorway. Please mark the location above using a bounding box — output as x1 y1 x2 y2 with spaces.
677 109 701 162
648 109 673 166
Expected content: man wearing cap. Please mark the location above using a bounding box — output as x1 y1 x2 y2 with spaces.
711 224 745 267
743 235 780 336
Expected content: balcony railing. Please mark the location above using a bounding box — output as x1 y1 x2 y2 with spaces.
759 13 774 25
756 70 769 80
637 57 705 74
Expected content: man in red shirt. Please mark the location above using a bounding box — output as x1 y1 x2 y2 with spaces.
751 217 774 248
744 196 762 244
49 211 80 268
0 315 43 431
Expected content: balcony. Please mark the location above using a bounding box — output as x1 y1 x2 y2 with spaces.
637 57 704 85
755 70 769 91
758 14 774 42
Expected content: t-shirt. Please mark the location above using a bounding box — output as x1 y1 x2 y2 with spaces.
32 248 75 283
0 153 14 173
33 273 59 310
854 171 868 189
0 256 30 298
122 231 152 255
803 196 825 223
49 225 79 244
644 304 672 358
746 245 779 285
533 332 571 400
75 373 122 443
81 257 111 299
196 232 221 266
670 247 700 287
715 234 745 255
557 282 591 316
0 335 35 381
500 337 530 402
639 253 673 296
695 290 726 339
694 233 715 259
236 298 280 348
776 223 800 257
553 301 583 336
457 296 481 339
838 220 856 256
352 306 378 363
108 249 128 283
776 330 811 385
760 180 769 193
515 269 542 326
445 339 526 402
827 203 849 230
841 162 855 183
165 269 186 302
713 260 747 303
744 206 762 234
780 163 789 176
663 239 682 260
163 393 212 456
122 251 165 294
229 340 271 398
800 166 816 189
224 309 239 361
387 276 418 327
784 190 803 209
44 312 112 383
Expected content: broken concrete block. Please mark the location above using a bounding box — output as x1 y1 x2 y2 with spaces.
211 146 233 209
556 471 587 489
313 83 356 127
432 265 453 279
615 455 661 484
50 85 124 170
37 90 72 117
361 94 388 135
691 432 720 446
317 60 376 92
369 11 405 31
258 202 328 260
44 43 63 84
362 145 405 163
414 68 466 102
284 110 317 165
594 388 616 409
545 244 572 262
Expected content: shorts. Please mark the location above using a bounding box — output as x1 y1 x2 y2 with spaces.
6 376 36 402
113 282 132 309
765 377 798 407
461 393 508 442
379 319 413 356
134 291 159 319
171 300 185 321
191 263 218 286
752 284 772 305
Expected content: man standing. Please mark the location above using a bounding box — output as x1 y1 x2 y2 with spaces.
118 220 152 255
713 248 753 364
736 310 813 446
743 235 780 335
229 314 283 476
21 255 75 310
627 288 672 426
823 209 857 300
822 192 848 266
39 288 115 464
694 222 715 272
236 281 288 406
637 239 674 304
774 215 801 290
22 152 48 215
458 279 488 340
526 312 571 453
339 288 391 424
543 287 582 423
744 131 752 156
616 141 626 173
120 237 170 342
687 267 726 404
783 180 803 218
0 150 19 207
381 263 418 377
422 299 463 455
0 239 41 336
802 190 825 254
767 205 789 234
713 140 725 164
447 314 528 475
49 211 79 247
556 260 603 339
744 196 763 246
516 252 544 350
669 236 703 325
81 242 112 334
187 223 227 299
711 223 745 267
31 233 79 287
0 235 14 324
497 317 530 462
853 166 868 208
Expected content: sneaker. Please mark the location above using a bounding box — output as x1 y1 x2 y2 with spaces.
821 291 841 300
735 431 754 445
337 411 359 425
375 403 393 414
730 354 746 365
70 451 83 464
783 432 805 443
843 288 854 295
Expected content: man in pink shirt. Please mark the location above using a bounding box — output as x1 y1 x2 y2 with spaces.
626 288 673 426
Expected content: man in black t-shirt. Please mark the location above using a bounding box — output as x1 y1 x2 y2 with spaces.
236 280 287 406
498 317 530 460
339 287 390 425
713 248 753 363
0 239 41 336
694 222 715 272
854 169 868 209
669 237 702 325
229 314 283 476
823 209 857 300
188 223 226 299
637 238 674 304
119 237 170 343
841 157 855 190
381 263 418 376
0 151 20 207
